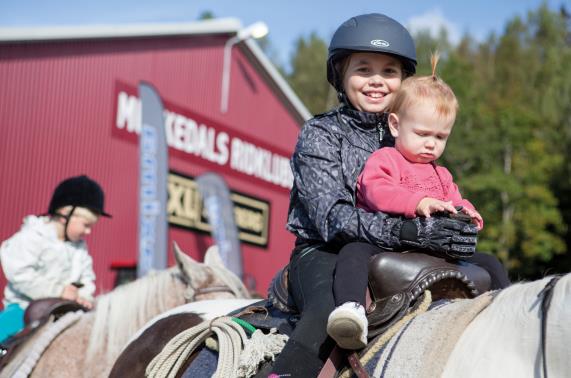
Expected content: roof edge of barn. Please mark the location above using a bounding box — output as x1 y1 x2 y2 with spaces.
0 18 312 123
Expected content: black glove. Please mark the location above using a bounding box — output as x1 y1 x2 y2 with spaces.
399 216 478 259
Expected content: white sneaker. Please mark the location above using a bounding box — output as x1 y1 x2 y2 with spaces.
326 302 368 349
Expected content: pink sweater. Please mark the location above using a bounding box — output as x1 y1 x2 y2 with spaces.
357 147 476 219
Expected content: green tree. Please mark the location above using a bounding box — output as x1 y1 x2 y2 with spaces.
412 27 453 75
446 6 568 276
286 32 332 115
532 5 571 275
413 5 569 277
197 11 215 20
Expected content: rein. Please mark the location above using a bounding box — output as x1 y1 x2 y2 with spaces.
537 275 562 378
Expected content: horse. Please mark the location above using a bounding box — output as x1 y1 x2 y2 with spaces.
109 298 261 378
0 243 251 378
111 272 571 378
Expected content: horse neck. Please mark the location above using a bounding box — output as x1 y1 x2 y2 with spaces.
87 268 186 363
442 274 571 377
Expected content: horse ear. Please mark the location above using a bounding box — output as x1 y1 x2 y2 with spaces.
202 244 251 299
173 242 203 283
203 245 225 268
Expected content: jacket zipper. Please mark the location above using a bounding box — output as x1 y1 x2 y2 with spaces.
377 123 384 143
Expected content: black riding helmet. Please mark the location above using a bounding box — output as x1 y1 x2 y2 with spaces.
327 13 417 92
48 175 111 218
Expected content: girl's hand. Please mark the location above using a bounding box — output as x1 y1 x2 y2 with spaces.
61 284 79 301
461 207 484 230
76 297 94 310
416 198 457 218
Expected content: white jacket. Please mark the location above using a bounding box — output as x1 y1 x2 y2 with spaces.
0 215 96 308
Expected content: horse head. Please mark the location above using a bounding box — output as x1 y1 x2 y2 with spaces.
173 242 251 301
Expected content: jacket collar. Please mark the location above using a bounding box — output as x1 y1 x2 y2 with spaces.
338 105 387 129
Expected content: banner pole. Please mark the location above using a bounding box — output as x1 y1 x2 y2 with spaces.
138 82 168 277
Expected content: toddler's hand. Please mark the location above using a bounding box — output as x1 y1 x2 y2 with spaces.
416 198 457 218
61 284 79 301
461 207 484 230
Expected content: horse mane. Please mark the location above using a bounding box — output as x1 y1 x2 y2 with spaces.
84 245 251 367
86 267 186 363
462 275 559 341
488 274 564 313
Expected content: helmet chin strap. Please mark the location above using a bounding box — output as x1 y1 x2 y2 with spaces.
337 90 356 110
59 206 76 242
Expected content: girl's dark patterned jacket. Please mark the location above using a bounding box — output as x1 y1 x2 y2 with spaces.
287 105 405 249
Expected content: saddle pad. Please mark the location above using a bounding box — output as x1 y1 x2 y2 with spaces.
363 292 494 378
232 302 296 337
0 311 84 378
181 347 218 378
127 299 260 345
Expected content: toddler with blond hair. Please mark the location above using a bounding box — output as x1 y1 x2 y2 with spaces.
356 53 483 227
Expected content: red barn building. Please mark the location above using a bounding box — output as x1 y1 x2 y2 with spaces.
0 18 310 301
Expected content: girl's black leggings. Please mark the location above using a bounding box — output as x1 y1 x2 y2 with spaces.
268 243 338 378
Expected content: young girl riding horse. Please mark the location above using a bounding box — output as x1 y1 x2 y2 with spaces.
267 13 510 378
327 54 487 350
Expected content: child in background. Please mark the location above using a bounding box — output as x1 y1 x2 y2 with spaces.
0 175 111 342
326 54 484 349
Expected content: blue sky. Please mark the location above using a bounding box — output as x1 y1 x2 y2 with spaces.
0 0 567 68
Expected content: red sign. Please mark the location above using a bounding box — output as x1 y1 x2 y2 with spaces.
112 82 293 192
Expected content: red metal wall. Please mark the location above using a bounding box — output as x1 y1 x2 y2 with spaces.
0 34 301 300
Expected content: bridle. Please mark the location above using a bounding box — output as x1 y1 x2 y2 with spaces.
538 275 562 378
189 285 236 301
174 268 239 302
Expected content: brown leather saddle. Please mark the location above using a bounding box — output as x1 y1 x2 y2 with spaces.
0 298 86 370
268 250 491 337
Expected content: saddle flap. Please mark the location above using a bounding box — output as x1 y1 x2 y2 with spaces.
368 252 491 303
366 292 409 331
268 267 297 313
366 252 492 334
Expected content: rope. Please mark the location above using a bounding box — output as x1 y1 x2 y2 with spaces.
201 318 254 352
338 291 432 378
231 317 257 334
11 310 84 378
146 316 248 378
146 316 289 378
237 328 288 378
